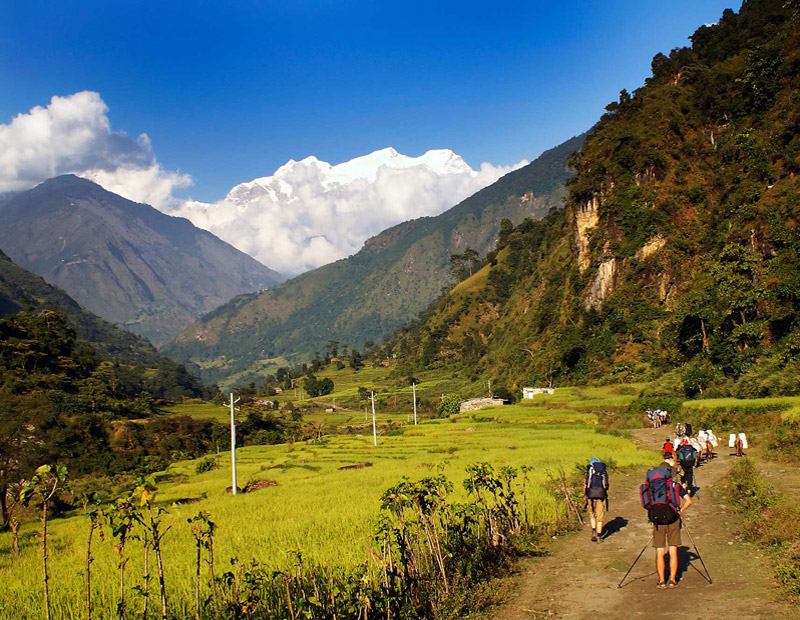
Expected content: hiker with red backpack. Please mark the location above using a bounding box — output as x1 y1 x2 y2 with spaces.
584 457 609 542
640 465 694 588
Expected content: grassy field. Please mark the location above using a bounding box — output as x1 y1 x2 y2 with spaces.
0 385 658 620
680 394 800 429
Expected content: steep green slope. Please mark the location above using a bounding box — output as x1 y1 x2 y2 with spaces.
0 248 160 366
164 135 584 384
390 0 800 399
0 176 283 344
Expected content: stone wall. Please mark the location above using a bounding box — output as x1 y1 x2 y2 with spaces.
459 398 506 412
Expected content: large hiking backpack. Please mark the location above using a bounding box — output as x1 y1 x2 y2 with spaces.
586 462 609 499
640 468 681 525
677 444 697 468
685 423 693 437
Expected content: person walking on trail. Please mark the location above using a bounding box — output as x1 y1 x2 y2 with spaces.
662 437 674 460
676 439 699 495
584 457 609 542
640 466 694 588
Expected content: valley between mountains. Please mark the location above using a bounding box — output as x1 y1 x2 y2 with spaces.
2 1 800 619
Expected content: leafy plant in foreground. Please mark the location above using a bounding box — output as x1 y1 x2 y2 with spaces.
20 464 70 620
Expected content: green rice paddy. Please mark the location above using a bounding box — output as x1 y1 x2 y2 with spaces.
0 383 659 619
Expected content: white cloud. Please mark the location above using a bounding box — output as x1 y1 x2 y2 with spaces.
1 92 527 277
0 91 191 208
175 149 527 276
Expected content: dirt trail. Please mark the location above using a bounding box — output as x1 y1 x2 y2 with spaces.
493 428 800 620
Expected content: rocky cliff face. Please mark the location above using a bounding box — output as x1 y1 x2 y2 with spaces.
0 176 284 344
574 194 600 271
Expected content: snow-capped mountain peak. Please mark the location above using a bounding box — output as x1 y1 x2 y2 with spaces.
225 147 477 205
178 147 526 276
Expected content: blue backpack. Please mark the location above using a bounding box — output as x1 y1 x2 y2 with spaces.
586 462 608 499
640 468 681 525
677 444 697 468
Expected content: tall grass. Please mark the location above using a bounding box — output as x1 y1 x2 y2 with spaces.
725 459 800 599
0 393 655 619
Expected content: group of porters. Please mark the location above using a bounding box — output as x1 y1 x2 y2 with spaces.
582 425 734 589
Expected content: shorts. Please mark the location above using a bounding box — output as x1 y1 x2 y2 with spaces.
653 520 681 548
589 499 606 521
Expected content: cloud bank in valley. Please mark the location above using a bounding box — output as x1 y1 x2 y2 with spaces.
176 149 528 276
1 92 527 276
0 91 190 208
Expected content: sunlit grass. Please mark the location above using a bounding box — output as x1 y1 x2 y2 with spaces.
0 386 657 620
682 395 800 411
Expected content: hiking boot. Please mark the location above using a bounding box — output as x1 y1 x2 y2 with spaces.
596 533 604 543
591 533 597 542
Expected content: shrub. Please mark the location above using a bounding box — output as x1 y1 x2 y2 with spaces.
437 395 461 418
194 457 219 474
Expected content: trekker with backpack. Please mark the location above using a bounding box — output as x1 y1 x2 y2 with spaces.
584 457 609 542
676 439 699 495
640 466 694 588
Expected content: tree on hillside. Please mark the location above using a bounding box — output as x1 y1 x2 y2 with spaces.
325 340 340 359
449 248 481 282
303 375 334 398
497 218 514 247
0 394 55 531
349 349 364 370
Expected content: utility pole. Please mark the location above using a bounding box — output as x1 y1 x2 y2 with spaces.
228 392 240 495
371 391 377 447
412 383 418 425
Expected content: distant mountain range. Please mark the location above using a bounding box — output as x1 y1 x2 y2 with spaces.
164 135 584 385
0 175 284 344
0 248 161 366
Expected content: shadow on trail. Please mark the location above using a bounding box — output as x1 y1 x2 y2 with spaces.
676 546 712 584
619 569 659 588
602 516 628 539
619 545 711 589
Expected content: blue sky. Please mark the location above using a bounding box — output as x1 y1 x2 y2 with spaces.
1 0 737 202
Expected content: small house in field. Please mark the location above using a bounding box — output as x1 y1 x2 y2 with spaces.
522 387 555 399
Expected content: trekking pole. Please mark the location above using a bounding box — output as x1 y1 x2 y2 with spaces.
617 536 653 588
681 520 713 584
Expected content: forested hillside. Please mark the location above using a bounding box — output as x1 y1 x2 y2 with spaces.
165 135 583 385
0 249 160 366
391 0 800 400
